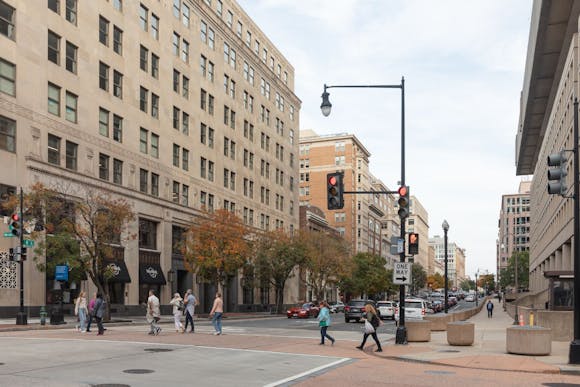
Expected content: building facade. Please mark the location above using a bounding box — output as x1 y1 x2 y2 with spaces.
515 0 579 297
429 236 465 288
298 130 397 262
496 181 531 287
0 0 300 315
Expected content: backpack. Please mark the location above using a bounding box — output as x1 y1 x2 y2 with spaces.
370 314 380 329
177 300 184 311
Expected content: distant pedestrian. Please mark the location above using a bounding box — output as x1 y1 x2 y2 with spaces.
169 292 184 333
86 292 97 332
356 304 382 352
74 291 89 333
317 301 335 346
210 292 223 335
487 300 494 318
147 289 161 335
93 292 105 335
183 289 198 333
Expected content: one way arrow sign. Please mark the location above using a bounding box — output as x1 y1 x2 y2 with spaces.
393 263 412 285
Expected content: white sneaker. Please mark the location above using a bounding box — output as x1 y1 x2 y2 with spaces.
213 332 219 335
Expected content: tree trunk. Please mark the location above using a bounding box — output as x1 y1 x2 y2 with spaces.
275 283 285 314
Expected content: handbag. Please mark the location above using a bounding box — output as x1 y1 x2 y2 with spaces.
364 319 375 334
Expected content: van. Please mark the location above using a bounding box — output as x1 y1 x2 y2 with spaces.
394 298 427 321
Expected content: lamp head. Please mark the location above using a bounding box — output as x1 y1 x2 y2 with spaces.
320 86 332 117
442 220 449 232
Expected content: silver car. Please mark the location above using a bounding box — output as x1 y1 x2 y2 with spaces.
377 301 396 320
394 299 427 321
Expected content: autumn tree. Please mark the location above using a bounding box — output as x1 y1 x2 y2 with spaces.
299 230 351 301
254 229 305 313
339 253 389 299
427 273 445 289
182 209 251 292
8 183 136 320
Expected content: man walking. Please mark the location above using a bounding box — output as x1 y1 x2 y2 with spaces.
147 289 161 335
486 299 494 318
183 289 197 333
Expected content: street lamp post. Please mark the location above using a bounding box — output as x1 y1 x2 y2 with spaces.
475 269 479 307
321 78 407 344
442 220 449 314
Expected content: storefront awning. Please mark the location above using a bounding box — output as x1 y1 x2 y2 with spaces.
139 264 167 285
105 260 131 283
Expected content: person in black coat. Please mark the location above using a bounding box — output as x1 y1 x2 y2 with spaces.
486 300 494 318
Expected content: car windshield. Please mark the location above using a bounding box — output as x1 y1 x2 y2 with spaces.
302 303 311 309
349 301 366 307
377 302 392 307
407 301 423 308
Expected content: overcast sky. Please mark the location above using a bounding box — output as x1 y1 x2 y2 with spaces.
238 0 533 278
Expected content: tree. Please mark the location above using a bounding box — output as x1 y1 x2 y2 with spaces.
478 273 495 294
10 183 136 320
384 269 398 300
460 278 475 291
254 229 305 314
499 251 529 291
299 230 351 301
182 209 251 291
410 263 427 294
427 273 445 289
338 253 389 299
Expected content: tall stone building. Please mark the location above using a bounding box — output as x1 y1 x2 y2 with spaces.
0 0 300 315
298 130 398 263
496 181 531 288
515 0 578 300
428 235 465 288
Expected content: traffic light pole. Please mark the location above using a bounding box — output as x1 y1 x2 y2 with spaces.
570 98 580 363
16 187 26 325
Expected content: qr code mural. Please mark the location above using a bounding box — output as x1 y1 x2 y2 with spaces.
0 251 17 289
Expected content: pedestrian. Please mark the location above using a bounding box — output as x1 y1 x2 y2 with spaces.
209 292 223 335
93 292 105 335
74 291 89 333
86 292 97 332
147 289 161 335
317 301 335 346
183 289 198 333
487 300 494 318
356 304 382 352
169 292 184 333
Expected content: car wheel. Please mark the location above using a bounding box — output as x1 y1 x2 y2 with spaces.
345 318 349 323
287 316 291 319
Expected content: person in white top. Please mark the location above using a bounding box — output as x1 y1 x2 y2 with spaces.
74 291 89 333
147 289 161 335
169 292 184 332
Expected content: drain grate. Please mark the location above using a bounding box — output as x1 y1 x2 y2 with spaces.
123 369 154 374
424 370 455 375
438 349 460 353
144 348 174 353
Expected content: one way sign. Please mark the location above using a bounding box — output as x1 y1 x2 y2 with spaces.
393 262 412 285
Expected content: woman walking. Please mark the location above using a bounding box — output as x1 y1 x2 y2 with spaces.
317 301 335 345
209 292 223 335
74 291 89 332
356 303 382 352
93 293 105 336
169 292 184 332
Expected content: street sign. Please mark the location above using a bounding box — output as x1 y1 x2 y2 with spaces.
397 238 404 254
23 239 34 247
3 232 14 237
55 265 69 281
393 262 412 285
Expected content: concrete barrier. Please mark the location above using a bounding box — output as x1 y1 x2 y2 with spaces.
424 314 451 331
447 321 474 346
406 320 431 342
506 326 551 355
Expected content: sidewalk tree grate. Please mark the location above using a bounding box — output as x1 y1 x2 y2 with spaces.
123 369 154 374
144 348 173 353
424 370 455 375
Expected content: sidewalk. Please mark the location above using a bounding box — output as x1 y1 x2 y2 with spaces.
370 298 580 375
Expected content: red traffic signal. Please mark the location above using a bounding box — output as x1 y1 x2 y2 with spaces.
397 186 410 219
11 213 19 222
327 172 344 210
398 185 407 196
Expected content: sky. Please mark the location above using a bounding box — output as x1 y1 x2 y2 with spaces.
238 0 533 278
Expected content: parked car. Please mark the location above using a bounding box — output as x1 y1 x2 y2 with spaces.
376 301 396 320
344 300 379 323
394 298 427 321
286 302 320 319
329 301 345 313
431 299 443 312
465 294 475 302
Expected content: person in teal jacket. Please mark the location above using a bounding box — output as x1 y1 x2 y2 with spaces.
317 301 335 345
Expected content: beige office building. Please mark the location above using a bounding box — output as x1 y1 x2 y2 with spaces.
515 0 578 300
496 181 531 288
0 0 300 315
429 236 465 288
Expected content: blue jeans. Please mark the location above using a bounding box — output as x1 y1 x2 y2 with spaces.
212 312 222 334
320 326 334 344
78 308 87 331
184 310 194 332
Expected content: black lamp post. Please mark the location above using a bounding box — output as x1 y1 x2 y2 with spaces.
569 98 580 364
442 220 449 314
321 78 407 344
475 270 479 307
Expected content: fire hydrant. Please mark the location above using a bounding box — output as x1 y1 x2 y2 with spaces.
39 306 48 326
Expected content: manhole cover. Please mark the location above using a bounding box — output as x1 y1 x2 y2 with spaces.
424 370 455 375
92 384 131 387
438 349 460 353
123 369 154 374
144 348 173 353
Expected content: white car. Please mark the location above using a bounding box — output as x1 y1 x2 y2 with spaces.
465 294 475 302
377 301 396 320
329 301 345 313
394 299 427 321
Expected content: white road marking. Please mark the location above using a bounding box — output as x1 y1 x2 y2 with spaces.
264 357 352 387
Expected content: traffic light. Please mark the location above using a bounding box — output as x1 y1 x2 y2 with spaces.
397 186 410 219
20 247 27 261
408 232 419 255
547 151 567 196
10 213 21 237
8 248 14 261
327 172 344 210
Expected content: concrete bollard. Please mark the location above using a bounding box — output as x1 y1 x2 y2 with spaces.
506 326 551 355
447 321 474 346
